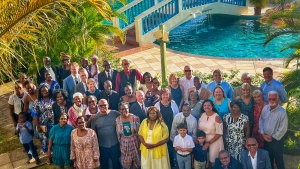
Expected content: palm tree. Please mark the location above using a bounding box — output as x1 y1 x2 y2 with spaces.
0 0 125 82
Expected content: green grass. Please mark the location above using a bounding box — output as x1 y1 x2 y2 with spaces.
0 126 22 154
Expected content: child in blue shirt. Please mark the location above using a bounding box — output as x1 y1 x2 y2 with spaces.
15 112 40 164
193 130 209 169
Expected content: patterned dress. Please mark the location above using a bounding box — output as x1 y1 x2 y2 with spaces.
116 114 140 169
70 128 100 169
67 104 87 128
32 99 55 153
252 103 266 148
223 113 249 161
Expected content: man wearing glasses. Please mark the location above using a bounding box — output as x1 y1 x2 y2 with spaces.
179 65 196 102
115 59 143 96
91 99 121 169
98 60 118 91
241 138 271 169
259 91 287 169
213 150 241 169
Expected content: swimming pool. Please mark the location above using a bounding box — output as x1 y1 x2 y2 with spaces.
165 14 297 59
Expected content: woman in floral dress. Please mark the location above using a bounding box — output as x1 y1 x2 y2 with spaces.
33 83 55 154
116 102 140 169
252 90 267 148
223 100 250 161
70 116 100 169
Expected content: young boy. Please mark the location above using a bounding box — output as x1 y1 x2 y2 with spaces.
15 112 41 164
193 130 209 169
173 123 195 169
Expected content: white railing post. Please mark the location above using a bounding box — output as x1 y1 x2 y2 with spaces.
178 0 182 12
135 18 142 44
154 0 158 4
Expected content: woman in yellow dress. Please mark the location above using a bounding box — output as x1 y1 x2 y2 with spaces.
138 106 170 169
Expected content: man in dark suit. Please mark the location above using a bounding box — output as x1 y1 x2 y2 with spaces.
75 68 89 95
98 60 118 91
97 80 119 111
213 150 241 169
37 57 57 85
130 90 147 122
241 138 272 169
63 62 81 102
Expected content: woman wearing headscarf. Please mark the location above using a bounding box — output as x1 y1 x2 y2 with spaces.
67 92 87 128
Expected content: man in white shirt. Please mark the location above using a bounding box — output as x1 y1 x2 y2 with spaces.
241 138 271 169
170 104 197 142
179 66 195 103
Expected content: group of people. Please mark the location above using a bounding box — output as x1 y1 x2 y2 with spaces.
8 54 288 169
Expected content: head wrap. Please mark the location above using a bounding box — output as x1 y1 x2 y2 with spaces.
73 92 83 99
60 52 72 60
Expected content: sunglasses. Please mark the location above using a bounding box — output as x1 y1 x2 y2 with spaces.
247 144 256 147
103 64 110 67
99 104 108 107
268 98 277 101
62 59 70 62
184 70 191 72
77 122 84 124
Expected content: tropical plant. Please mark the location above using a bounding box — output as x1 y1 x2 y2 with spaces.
261 1 300 154
0 0 125 82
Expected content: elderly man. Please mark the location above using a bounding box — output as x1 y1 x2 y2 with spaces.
75 68 89 95
170 104 197 141
98 80 120 110
187 76 212 101
130 90 147 122
261 67 288 104
259 91 287 169
213 150 241 169
63 62 81 102
98 60 119 91
115 59 143 96
91 99 121 169
207 69 234 100
241 138 271 169
37 57 57 84
233 72 259 99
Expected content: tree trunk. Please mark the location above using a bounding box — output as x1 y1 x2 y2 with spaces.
254 7 262 15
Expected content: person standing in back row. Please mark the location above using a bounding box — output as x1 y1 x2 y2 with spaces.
115 59 143 96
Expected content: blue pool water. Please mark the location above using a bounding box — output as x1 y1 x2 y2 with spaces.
165 14 297 59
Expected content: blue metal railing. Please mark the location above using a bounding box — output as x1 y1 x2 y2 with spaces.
141 0 179 35
119 0 155 29
220 0 246 6
182 0 218 10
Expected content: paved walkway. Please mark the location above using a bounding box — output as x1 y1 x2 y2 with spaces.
116 44 294 79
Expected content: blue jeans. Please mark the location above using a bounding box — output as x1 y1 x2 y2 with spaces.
22 140 39 160
176 153 191 169
99 144 121 169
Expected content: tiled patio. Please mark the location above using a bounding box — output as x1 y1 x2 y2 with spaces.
116 44 294 79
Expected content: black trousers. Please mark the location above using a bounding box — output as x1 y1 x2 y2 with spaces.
264 138 285 169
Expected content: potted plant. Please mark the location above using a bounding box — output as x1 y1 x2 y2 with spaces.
249 0 269 15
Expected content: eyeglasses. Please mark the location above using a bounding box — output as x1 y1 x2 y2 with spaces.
62 59 70 62
268 98 277 101
119 108 128 111
88 101 95 104
99 104 108 107
77 122 84 124
220 156 228 160
123 63 129 66
247 144 257 147
184 70 191 72
103 64 110 67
